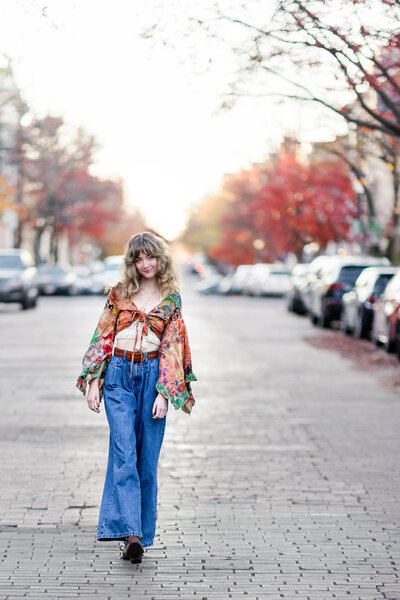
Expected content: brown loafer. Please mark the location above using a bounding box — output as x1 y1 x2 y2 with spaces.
122 535 144 562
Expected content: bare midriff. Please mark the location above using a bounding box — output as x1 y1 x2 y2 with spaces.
114 338 159 352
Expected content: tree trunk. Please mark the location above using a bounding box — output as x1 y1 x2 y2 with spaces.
386 155 400 264
49 228 60 263
33 226 45 265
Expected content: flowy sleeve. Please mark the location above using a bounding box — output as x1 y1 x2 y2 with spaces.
156 309 197 415
76 288 118 400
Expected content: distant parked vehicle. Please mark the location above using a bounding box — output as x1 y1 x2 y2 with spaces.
37 264 78 295
0 249 39 309
195 274 223 295
287 263 310 314
245 263 290 297
228 265 255 295
308 255 390 328
301 255 337 315
341 267 397 338
72 265 94 295
91 255 124 295
372 271 400 352
218 274 234 295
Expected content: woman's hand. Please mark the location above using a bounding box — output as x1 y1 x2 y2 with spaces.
87 379 101 413
152 393 168 419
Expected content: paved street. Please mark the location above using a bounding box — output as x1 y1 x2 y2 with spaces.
0 278 400 600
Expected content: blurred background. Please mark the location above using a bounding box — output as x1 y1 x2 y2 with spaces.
1 0 400 355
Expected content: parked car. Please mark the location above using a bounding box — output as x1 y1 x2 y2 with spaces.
372 271 400 352
37 263 78 295
195 274 223 295
245 263 290 297
0 249 39 309
218 273 235 295
72 265 94 295
301 255 337 314
341 266 397 338
287 263 310 314
227 265 255 295
91 255 124 295
308 255 390 328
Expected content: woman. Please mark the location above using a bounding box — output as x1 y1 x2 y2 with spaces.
76 232 196 564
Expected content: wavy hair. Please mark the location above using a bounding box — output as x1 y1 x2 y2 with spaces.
119 232 180 300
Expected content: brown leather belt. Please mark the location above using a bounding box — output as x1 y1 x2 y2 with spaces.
113 347 159 362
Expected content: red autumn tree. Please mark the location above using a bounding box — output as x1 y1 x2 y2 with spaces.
51 168 124 255
252 156 358 260
23 116 126 261
209 156 357 266
209 167 265 266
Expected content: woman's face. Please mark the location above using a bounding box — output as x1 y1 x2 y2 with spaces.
134 249 158 280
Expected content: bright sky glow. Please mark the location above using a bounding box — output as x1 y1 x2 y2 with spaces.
1 0 346 239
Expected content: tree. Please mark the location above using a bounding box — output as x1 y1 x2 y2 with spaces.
209 167 265 266
251 155 357 260
202 155 357 267
23 115 126 262
213 0 400 137
48 168 124 261
0 61 29 246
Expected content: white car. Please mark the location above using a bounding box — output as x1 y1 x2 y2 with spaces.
247 263 291 296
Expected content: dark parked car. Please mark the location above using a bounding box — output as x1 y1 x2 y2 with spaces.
287 263 310 314
308 255 390 328
37 263 78 295
0 249 39 309
372 271 400 353
341 266 397 338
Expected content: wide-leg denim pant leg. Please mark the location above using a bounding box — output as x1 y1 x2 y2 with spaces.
97 354 166 547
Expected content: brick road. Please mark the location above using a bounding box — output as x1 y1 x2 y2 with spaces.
0 278 399 599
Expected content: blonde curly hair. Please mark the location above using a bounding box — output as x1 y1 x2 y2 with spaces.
119 232 180 300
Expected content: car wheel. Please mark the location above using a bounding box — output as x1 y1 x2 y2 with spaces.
319 303 331 328
21 295 31 310
340 310 351 335
355 310 367 339
68 285 78 296
384 321 396 353
371 325 380 346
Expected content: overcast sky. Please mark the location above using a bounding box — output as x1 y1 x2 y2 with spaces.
1 0 345 239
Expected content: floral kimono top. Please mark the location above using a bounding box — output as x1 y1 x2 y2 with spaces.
76 284 196 415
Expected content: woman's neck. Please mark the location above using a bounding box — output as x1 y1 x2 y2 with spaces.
139 278 159 292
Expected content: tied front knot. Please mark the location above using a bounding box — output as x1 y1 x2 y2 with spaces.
129 309 150 375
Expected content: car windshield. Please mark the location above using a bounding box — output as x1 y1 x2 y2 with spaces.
338 265 368 284
374 273 394 293
39 265 67 275
0 255 23 270
270 270 290 276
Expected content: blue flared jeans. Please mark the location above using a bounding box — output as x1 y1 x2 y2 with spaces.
97 352 167 547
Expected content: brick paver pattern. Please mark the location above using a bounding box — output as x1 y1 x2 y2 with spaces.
0 283 399 599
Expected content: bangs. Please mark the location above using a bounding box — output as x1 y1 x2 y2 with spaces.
131 234 163 259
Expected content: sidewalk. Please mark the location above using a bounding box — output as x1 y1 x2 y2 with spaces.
0 289 399 599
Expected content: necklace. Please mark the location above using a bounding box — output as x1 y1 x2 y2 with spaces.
136 285 160 312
